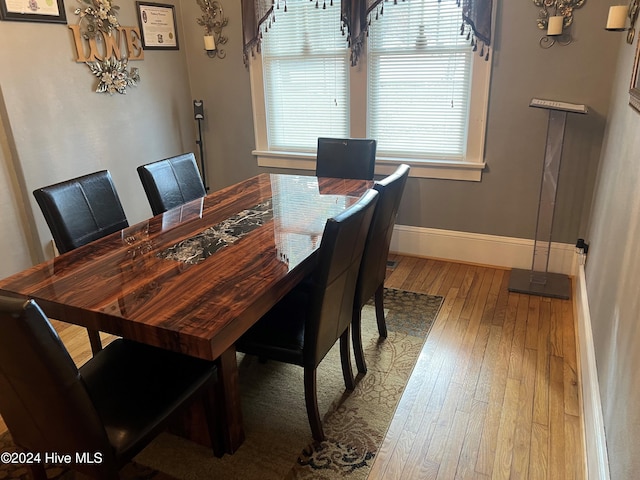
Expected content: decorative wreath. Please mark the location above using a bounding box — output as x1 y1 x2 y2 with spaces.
74 0 121 40
86 58 140 95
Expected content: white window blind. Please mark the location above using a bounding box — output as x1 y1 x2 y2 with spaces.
367 1 473 160
261 1 349 152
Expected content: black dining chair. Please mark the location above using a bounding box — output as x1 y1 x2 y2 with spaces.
236 189 379 442
137 153 207 216
352 164 410 374
33 170 129 355
315 137 377 180
0 296 222 480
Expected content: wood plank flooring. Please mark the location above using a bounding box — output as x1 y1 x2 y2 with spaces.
0 255 584 479
370 255 584 479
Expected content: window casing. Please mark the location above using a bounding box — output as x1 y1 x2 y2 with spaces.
249 0 491 181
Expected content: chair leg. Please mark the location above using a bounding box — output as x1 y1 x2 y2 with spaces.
87 328 103 355
352 307 367 374
340 327 355 390
304 367 325 442
374 284 387 338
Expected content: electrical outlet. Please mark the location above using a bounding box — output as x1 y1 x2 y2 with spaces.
575 238 589 266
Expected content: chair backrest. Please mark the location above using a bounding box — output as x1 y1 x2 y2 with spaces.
354 164 410 309
304 189 379 367
0 296 114 466
315 137 377 180
137 153 206 216
33 170 129 254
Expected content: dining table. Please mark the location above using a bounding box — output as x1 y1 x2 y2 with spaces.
0 173 372 454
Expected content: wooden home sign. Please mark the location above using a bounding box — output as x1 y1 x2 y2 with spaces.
69 25 144 63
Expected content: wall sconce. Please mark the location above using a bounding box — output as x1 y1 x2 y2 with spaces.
196 0 228 59
605 1 639 44
534 0 586 49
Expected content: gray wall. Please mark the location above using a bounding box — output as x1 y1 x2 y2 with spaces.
584 34 640 479
180 0 259 192
0 0 195 259
184 0 620 245
0 0 621 268
1 1 639 474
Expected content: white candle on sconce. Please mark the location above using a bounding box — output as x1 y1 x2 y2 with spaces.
606 5 628 30
547 15 564 36
204 35 216 51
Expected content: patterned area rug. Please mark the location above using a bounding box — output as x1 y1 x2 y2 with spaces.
0 289 443 480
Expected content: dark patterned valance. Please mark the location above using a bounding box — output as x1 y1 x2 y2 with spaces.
241 0 389 66
342 0 385 66
460 0 493 60
241 0 277 64
241 0 493 65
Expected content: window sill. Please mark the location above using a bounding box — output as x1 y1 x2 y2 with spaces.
254 150 485 182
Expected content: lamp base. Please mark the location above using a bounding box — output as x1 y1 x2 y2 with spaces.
507 269 570 300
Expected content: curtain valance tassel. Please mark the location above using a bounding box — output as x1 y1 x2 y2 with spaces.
461 22 491 62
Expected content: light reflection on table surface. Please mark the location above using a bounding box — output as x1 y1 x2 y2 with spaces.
0 173 373 454
0 173 372 360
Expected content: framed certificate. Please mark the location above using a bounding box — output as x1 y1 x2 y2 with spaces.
0 0 67 23
136 1 179 50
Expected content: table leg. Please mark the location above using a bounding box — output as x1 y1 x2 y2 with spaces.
167 346 244 454
216 346 245 453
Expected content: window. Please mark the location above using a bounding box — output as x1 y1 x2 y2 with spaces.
261 2 349 151
250 0 491 181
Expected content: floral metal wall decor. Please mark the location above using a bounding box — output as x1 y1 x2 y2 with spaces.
533 0 585 31
196 0 228 58
87 58 140 95
74 0 120 40
70 0 142 95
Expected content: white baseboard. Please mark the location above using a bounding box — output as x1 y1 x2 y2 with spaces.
575 265 610 480
390 224 575 274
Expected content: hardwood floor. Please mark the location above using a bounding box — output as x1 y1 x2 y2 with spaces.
370 255 584 479
0 255 584 479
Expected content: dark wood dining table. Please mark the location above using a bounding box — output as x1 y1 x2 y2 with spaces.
0 173 372 454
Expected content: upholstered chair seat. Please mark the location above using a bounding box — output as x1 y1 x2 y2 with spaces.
315 137 377 180
0 296 222 480
33 170 129 354
137 153 207 216
237 189 379 442
352 164 410 373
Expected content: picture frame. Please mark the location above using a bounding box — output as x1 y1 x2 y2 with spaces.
136 1 179 50
0 0 67 23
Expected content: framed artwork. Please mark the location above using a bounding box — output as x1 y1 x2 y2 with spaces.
0 0 67 23
630 37 640 112
136 1 179 50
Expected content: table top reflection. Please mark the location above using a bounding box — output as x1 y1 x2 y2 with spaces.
0 174 372 361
